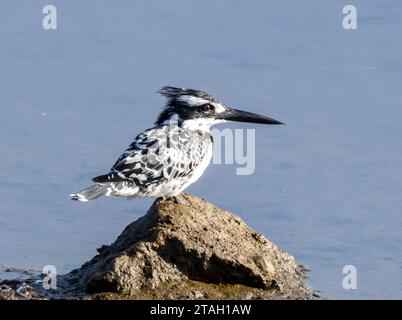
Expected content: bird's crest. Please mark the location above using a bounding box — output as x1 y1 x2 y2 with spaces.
158 86 219 103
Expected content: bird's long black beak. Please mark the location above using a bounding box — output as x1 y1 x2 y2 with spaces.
216 108 285 125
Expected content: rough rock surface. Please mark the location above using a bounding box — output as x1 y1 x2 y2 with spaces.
0 193 318 299
64 193 316 299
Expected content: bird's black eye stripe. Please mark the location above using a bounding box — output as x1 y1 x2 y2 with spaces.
201 103 214 112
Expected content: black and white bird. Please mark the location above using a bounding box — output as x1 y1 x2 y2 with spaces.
70 86 284 202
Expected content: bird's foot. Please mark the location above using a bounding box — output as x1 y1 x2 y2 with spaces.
156 195 183 205
156 196 165 204
169 195 183 205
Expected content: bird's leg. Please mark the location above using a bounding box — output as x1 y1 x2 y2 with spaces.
155 195 183 205
161 195 183 205
156 196 166 204
170 195 183 205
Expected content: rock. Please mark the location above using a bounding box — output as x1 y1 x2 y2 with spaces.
62 193 316 299
0 193 318 299
0 284 16 300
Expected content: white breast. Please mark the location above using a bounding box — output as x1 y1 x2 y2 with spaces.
171 143 213 196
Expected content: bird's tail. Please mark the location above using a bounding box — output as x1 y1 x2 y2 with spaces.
70 183 109 201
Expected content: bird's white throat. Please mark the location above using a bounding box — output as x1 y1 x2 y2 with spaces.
161 113 225 132
181 118 217 132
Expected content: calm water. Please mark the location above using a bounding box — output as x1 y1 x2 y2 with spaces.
1 1 402 299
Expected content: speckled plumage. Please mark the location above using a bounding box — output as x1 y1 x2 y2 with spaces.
70 86 219 201
91 125 213 198
70 86 283 201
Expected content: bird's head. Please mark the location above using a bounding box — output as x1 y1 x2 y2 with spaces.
156 86 284 131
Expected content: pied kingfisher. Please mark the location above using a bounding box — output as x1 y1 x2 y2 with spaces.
70 86 284 202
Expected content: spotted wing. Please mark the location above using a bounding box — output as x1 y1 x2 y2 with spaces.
92 127 212 190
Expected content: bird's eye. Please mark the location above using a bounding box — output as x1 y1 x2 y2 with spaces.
202 104 214 112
